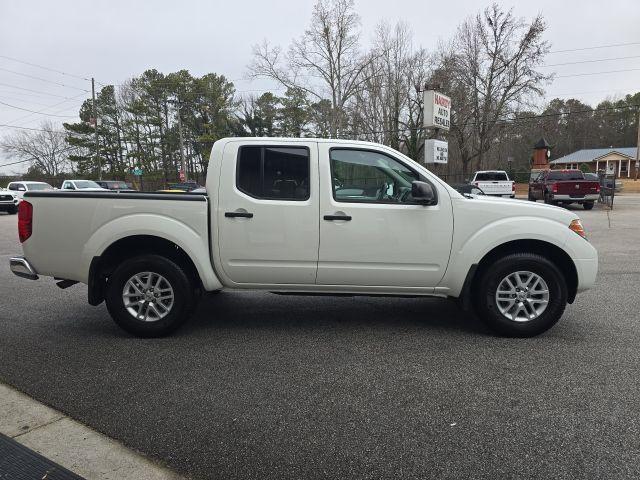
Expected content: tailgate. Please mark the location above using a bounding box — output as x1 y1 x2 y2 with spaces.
555 181 599 195
476 181 512 194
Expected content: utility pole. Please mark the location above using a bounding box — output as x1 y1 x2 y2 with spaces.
177 102 187 182
91 77 101 180
635 108 639 181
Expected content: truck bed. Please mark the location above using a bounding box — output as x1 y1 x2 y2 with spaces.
20 191 211 285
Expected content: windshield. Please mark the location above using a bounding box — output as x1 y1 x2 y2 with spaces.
548 170 584 181
74 180 102 189
27 183 54 191
475 172 508 181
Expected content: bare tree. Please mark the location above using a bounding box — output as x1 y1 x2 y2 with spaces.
249 0 375 136
435 3 551 174
348 22 432 160
1 121 70 176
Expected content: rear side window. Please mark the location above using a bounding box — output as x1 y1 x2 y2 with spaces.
548 170 584 181
237 146 310 200
474 172 508 181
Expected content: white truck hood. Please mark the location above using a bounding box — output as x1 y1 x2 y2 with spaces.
460 195 579 224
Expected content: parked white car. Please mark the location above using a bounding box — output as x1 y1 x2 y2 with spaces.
471 170 515 197
7 181 55 201
0 188 19 214
10 138 597 338
60 180 107 191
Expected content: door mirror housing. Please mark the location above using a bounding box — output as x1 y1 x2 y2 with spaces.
411 181 436 205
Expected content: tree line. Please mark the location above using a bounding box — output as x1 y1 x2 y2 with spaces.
1 0 638 185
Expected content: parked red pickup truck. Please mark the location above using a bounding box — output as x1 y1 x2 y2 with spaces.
528 169 600 210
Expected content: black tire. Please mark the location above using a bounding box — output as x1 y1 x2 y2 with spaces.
105 254 196 337
473 253 568 337
527 189 535 201
543 192 553 205
583 201 594 210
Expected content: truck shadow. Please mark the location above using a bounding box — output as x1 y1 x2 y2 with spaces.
184 291 487 336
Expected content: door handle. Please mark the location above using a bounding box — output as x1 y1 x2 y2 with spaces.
225 211 253 218
324 214 352 221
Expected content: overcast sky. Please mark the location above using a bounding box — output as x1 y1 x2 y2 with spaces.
1 0 639 172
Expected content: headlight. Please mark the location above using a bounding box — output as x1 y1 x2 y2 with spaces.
569 219 587 239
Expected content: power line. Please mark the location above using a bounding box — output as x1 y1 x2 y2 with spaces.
0 100 79 118
543 55 640 67
548 41 640 54
0 123 66 133
0 158 32 168
0 55 91 82
0 82 82 100
556 68 640 78
0 67 89 92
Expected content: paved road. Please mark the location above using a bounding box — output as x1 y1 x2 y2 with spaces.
1 197 639 479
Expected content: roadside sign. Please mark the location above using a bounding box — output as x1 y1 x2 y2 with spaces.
425 139 448 164
423 90 451 131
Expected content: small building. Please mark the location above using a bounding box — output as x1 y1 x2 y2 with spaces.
550 147 638 178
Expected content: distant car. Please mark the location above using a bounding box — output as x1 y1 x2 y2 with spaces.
0 188 19 214
452 184 485 196
584 173 623 192
95 180 137 192
470 170 515 197
7 181 55 201
166 181 203 192
61 180 108 191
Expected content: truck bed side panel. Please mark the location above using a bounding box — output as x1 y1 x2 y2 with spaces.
21 193 222 291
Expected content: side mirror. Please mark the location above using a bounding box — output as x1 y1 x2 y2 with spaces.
411 181 436 205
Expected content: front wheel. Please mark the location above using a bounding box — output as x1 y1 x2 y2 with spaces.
473 253 568 337
105 254 196 337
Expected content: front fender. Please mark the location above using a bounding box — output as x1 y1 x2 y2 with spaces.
440 216 573 297
81 213 222 291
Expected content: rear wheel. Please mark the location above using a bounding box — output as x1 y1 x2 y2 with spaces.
583 201 594 210
105 254 196 337
473 253 567 337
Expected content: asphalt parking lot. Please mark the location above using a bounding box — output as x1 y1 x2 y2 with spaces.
1 196 639 480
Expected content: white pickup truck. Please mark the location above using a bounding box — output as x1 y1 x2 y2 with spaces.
471 170 515 197
10 138 598 338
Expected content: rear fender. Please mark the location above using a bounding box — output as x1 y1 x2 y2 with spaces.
82 214 222 291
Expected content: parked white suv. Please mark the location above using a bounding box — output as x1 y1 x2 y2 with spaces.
60 180 107 191
10 138 597 338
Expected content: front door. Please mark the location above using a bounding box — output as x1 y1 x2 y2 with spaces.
217 141 319 285
317 144 453 288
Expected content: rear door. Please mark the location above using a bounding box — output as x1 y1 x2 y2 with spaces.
217 141 319 285
316 144 453 288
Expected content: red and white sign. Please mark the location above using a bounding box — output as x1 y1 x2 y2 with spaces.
423 91 451 131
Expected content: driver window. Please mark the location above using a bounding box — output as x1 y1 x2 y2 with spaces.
330 149 419 204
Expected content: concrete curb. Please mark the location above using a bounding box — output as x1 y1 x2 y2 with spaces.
0 382 185 480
